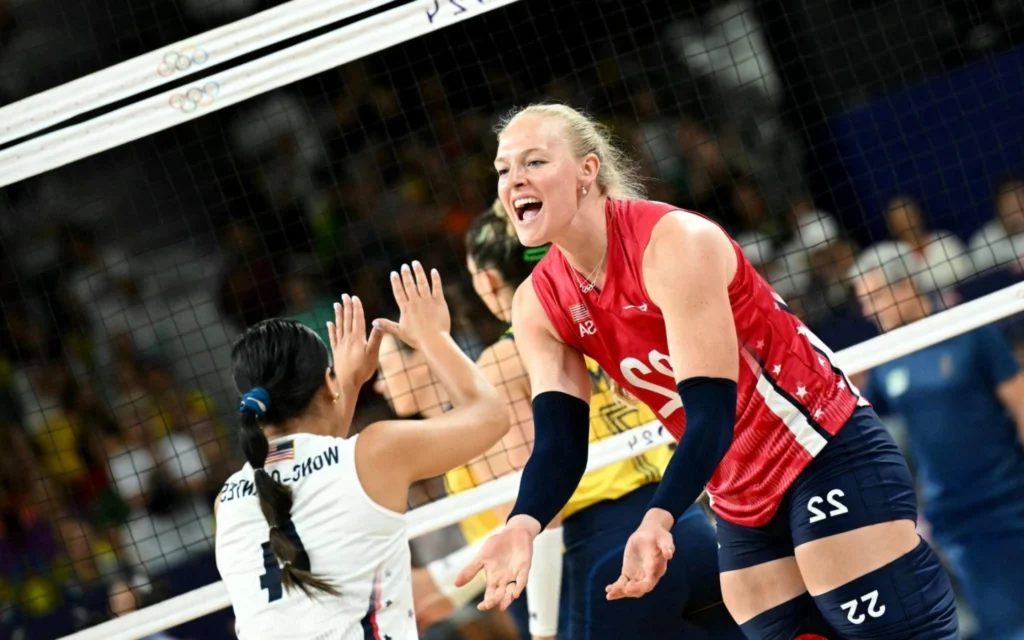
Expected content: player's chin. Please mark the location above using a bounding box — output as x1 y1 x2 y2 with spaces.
512 220 550 248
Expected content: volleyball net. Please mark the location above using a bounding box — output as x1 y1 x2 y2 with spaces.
0 0 1022 638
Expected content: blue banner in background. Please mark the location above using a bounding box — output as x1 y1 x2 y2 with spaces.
829 45 1024 244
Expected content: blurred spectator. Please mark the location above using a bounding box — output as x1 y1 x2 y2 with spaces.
968 176 1024 274
217 221 285 328
880 194 975 291
105 402 214 578
852 243 1024 640
106 580 178 640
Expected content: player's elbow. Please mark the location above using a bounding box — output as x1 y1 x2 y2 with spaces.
475 387 511 440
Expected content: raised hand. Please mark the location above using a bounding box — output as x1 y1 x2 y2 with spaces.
327 294 384 390
605 513 675 600
375 261 451 350
454 522 536 612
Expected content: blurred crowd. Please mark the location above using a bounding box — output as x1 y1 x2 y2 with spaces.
1 0 1023 638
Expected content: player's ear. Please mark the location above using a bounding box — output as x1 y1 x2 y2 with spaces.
323 367 337 398
579 153 600 185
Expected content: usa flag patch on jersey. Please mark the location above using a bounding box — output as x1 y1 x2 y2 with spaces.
569 303 590 322
266 439 295 464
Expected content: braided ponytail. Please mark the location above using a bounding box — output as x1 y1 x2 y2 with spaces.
233 322 340 599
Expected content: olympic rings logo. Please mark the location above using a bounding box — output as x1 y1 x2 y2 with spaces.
168 82 220 113
157 47 209 77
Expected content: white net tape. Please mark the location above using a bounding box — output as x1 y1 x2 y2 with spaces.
0 0 522 187
3 1 1017 638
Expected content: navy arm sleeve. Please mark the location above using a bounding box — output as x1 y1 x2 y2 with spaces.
507 391 591 528
646 377 737 523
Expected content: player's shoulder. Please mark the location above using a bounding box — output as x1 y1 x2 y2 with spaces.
645 210 734 269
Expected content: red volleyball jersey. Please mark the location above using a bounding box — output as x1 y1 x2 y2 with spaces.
530 198 867 526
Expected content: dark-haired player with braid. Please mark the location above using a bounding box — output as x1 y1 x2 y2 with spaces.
214 263 509 640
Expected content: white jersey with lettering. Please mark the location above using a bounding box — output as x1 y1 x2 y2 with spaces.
216 432 416 640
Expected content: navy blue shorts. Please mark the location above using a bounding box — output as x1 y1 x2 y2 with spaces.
717 407 918 572
561 483 743 640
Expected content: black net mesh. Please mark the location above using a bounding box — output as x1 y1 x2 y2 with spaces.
2 0 1024 638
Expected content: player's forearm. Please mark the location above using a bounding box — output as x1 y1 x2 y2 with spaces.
507 391 590 532
646 377 737 525
334 380 360 434
418 332 498 408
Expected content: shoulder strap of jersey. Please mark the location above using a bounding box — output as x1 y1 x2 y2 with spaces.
613 199 748 294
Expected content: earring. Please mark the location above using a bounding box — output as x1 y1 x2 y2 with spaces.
333 393 340 403
581 186 587 195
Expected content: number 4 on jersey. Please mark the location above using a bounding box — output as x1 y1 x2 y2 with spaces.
259 521 308 602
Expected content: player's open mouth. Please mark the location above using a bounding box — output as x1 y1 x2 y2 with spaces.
513 197 543 223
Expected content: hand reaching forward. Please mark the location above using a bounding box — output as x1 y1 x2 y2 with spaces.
374 262 451 350
454 519 537 612
605 510 675 600
327 294 384 389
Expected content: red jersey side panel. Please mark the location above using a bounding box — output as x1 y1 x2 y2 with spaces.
530 198 864 527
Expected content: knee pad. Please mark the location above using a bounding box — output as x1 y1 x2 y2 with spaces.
739 593 838 640
811 540 958 639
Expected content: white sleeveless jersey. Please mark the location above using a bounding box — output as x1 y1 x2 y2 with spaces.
216 433 417 640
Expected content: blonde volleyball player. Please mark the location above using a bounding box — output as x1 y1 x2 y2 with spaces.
457 104 958 640
215 263 509 640
376 203 741 639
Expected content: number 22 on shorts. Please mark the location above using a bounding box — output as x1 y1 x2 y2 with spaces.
807 489 848 523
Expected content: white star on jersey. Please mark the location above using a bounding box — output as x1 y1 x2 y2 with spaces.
814 408 825 419
772 364 781 375
796 386 808 398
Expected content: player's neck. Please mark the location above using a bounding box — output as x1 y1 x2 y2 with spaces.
554 196 609 287
264 412 341 440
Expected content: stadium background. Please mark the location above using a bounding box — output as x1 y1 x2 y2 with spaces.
0 0 1023 638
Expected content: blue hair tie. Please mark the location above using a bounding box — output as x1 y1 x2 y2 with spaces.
239 387 271 417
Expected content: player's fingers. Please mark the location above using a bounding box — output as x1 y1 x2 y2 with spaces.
341 294 354 335
499 582 518 611
430 268 443 299
658 538 675 560
326 317 337 350
479 572 507 610
605 576 629 600
365 322 384 360
511 567 529 600
351 295 366 338
400 264 417 301
333 301 344 338
453 559 484 588
411 261 431 299
631 576 657 598
390 270 407 307
372 318 401 339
